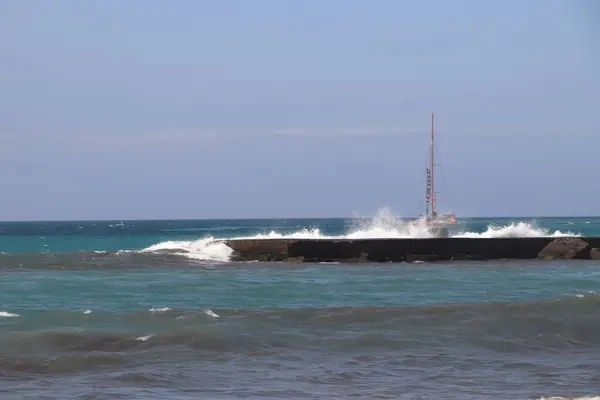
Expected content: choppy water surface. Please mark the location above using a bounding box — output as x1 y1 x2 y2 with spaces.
1 217 600 399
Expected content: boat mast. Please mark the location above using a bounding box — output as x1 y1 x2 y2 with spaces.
430 112 435 218
424 112 435 220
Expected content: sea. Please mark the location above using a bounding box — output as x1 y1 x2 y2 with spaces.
2 211 600 399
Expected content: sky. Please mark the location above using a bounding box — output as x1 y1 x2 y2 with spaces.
0 0 599 220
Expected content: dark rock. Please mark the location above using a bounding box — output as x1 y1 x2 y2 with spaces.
257 254 272 262
450 253 486 261
272 253 288 262
406 253 439 262
537 237 590 260
346 252 370 263
226 237 600 263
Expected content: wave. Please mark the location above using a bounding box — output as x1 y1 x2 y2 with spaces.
139 238 233 262
452 221 577 238
2 294 600 372
0 209 581 265
539 397 600 400
138 209 579 262
4 291 600 327
0 311 19 318
0 249 211 269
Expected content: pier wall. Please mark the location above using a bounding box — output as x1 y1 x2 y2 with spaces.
222 237 600 262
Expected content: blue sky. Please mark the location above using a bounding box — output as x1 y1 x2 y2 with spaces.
1 0 598 220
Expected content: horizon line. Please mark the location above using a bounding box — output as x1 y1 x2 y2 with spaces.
0 215 597 223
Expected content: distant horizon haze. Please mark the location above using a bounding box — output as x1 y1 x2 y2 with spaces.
1 214 599 223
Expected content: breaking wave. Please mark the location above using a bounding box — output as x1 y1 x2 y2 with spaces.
138 208 579 262
0 209 581 266
452 221 578 238
140 239 233 262
0 311 19 318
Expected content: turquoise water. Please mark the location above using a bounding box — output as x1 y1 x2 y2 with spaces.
0 216 598 253
1 217 600 399
3 263 600 312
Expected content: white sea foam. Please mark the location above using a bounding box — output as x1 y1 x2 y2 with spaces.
83 309 92 314
238 209 437 240
204 309 219 318
453 221 578 239
0 311 19 317
567 291 596 299
149 307 172 312
539 397 600 400
140 238 233 262
137 208 580 263
136 335 153 341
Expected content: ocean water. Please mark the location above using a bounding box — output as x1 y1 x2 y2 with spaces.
2 213 600 399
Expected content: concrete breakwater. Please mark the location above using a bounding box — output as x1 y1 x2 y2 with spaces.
222 237 600 263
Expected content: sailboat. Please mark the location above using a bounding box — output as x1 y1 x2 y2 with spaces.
414 112 456 237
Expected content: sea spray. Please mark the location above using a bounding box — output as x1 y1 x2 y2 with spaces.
0 311 19 317
346 207 436 239
452 221 580 238
137 209 579 262
140 238 233 262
